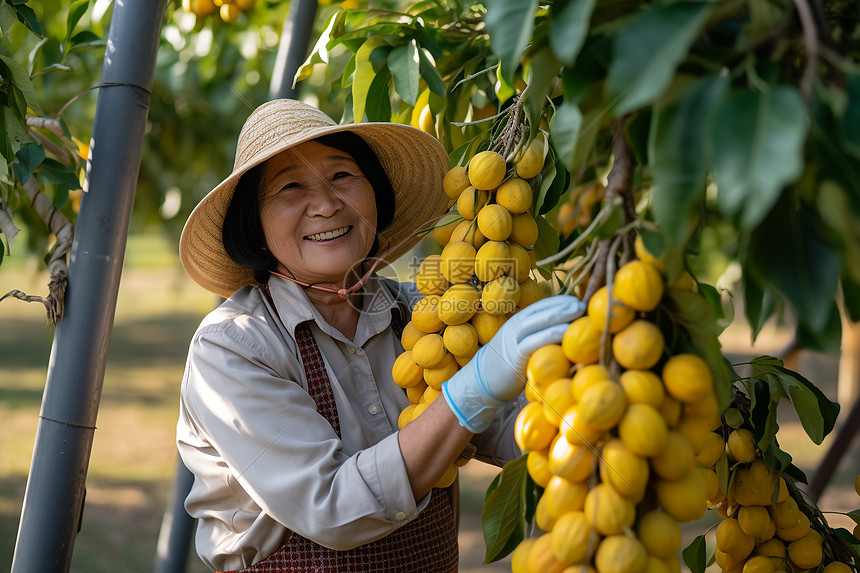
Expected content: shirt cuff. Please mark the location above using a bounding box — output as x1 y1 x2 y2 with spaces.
357 432 427 525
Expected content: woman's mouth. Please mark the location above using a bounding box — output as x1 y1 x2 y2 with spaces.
304 226 352 242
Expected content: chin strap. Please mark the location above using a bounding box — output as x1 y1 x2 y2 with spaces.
268 212 453 299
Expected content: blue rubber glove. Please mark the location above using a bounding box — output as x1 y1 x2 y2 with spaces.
442 295 585 433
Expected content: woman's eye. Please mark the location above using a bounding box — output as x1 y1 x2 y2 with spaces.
280 182 300 191
332 171 352 180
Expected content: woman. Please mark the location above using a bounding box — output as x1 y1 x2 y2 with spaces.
177 99 583 572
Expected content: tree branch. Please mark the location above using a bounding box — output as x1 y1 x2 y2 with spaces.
792 0 818 101
26 116 65 139
30 130 76 167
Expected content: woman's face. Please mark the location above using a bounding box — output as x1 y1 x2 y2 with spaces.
258 139 378 285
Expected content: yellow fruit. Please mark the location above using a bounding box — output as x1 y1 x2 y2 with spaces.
528 532 569 573
412 295 445 333
515 402 558 452
449 218 487 248
411 402 429 420
423 353 459 389
739 506 773 539
477 204 513 242
588 286 636 333
637 511 682 559
755 538 787 561
552 511 600 565
594 535 648 573
671 271 698 291
600 438 649 499
457 186 489 220
535 493 558 532
613 260 664 311
474 240 512 282
643 556 670 573
659 396 682 428
400 321 424 350
656 469 708 523
734 460 776 507
482 276 520 315
684 393 720 420
727 428 758 464
471 310 506 345
416 255 449 295
496 177 533 214
543 475 589 517
517 277 543 308
418 104 435 135
442 322 478 357
714 549 744 571
560 405 605 448
511 537 536 573
510 212 539 247
770 497 801 529
699 467 722 501
787 536 822 569
562 317 602 364
549 436 596 482
777 476 789 504
823 563 853 573
743 555 776 573
397 404 417 428
716 518 755 560
542 378 576 427
695 431 726 468
431 215 459 245
443 165 470 199
578 380 627 430
618 404 668 457
663 556 681 573
651 430 696 480
776 512 810 542
411 333 447 368
584 483 636 535
439 241 477 284
613 320 664 370
422 385 441 404
526 344 571 387
527 448 554 488
468 150 506 190
516 133 547 179
856 473 860 496
619 369 664 408
634 235 665 273
507 242 533 282
660 353 714 403
392 351 424 388
438 283 480 326
405 381 427 403
571 364 611 401
434 463 457 488
220 3 240 21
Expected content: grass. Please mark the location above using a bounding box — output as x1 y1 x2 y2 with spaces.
1 231 858 573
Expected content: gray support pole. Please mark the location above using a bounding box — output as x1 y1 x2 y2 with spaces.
11 1 167 571
154 456 197 573
269 0 318 100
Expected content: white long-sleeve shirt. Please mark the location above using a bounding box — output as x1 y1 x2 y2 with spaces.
176 275 522 571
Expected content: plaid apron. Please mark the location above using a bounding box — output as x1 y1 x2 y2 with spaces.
227 292 459 572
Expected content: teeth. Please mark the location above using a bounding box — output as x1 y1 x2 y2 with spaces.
307 226 350 241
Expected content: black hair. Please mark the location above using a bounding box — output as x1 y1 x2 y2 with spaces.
222 131 396 285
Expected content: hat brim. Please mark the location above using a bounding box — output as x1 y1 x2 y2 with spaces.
180 109 451 299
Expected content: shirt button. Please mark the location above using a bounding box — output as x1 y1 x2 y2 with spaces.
368 404 380 415
347 346 357 354
394 511 407 522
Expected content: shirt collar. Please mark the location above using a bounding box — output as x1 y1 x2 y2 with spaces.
264 274 401 346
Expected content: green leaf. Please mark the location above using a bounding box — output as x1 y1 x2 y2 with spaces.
482 454 528 563
0 53 42 115
649 74 728 280
741 268 775 342
296 11 346 84
449 135 482 168
716 450 729 499
796 302 842 353
365 68 392 122
606 2 710 116
538 157 568 216
0 1 16 41
847 510 860 526
388 40 420 106
663 288 732 410
817 180 860 284
484 0 537 85
66 0 88 41
749 378 779 452
13 3 41 37
352 37 390 122
550 97 583 173
550 0 595 66
525 47 561 137
535 214 560 275
534 154 556 216
35 158 80 194
747 196 840 333
417 47 446 97
710 86 808 229
69 30 102 50
682 534 707 573
15 142 43 173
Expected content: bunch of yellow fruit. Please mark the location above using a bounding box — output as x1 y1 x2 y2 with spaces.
391 143 547 488
181 0 255 23
510 238 726 573
708 428 848 573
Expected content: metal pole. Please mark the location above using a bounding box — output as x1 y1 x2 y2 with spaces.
269 0 318 99
154 456 197 573
11 0 167 571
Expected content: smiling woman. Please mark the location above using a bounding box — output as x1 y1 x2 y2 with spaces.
175 99 584 572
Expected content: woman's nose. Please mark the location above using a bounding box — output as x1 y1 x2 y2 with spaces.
306 182 344 217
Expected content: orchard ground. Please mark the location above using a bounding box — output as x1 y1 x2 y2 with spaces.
1 232 858 573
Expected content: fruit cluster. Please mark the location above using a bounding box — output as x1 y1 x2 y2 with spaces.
710 428 838 573
510 240 725 573
391 141 548 488
181 0 254 23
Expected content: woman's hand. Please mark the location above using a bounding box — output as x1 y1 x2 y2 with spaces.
442 295 585 433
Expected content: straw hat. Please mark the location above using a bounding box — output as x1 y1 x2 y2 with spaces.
179 98 451 298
